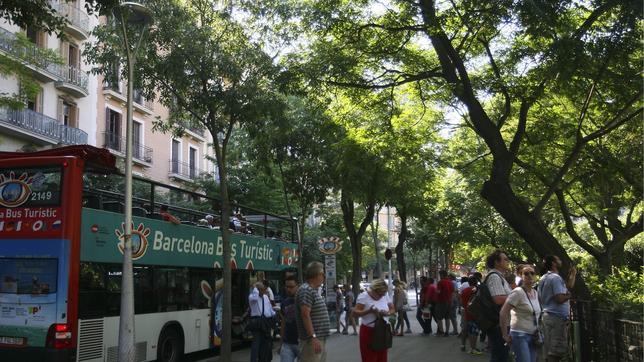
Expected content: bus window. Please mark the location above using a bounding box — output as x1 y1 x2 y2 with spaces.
0 258 57 295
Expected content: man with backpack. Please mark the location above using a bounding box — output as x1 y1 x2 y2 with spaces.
482 249 513 362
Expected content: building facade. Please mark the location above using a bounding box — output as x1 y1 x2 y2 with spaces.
0 0 217 187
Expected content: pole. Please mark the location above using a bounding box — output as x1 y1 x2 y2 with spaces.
118 13 135 361
296 219 303 284
387 206 392 297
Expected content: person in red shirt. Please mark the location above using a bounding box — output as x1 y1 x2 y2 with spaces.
159 204 180 225
424 277 438 334
435 270 454 336
460 276 482 355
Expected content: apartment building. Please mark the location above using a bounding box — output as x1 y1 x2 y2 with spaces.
0 1 217 187
0 0 96 151
97 74 217 186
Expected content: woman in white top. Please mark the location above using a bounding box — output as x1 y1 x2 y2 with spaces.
352 279 395 362
500 265 542 362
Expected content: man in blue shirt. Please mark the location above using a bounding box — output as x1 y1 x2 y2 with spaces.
280 275 299 362
538 255 577 362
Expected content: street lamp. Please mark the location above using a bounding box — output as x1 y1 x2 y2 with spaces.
113 2 152 362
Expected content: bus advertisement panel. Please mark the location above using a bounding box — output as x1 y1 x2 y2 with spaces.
80 208 299 271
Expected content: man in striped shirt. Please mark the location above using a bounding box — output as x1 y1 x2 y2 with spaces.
296 262 331 362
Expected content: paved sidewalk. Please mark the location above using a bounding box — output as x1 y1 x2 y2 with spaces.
201 290 488 362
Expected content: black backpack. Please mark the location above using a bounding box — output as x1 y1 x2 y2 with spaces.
467 271 505 331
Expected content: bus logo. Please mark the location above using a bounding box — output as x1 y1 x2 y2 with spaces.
115 222 151 260
0 172 33 208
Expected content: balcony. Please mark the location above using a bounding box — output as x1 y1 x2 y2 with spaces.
0 27 61 82
0 107 88 145
54 64 89 97
133 89 154 114
168 160 201 181
102 132 153 164
51 1 90 40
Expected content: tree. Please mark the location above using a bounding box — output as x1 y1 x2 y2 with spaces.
270 0 641 296
87 1 284 359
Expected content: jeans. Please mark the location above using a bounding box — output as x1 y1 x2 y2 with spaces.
488 326 509 362
280 342 299 362
416 307 431 334
510 331 537 362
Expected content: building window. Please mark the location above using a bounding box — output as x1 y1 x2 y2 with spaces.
105 108 122 151
27 91 43 113
25 26 45 48
171 139 180 174
58 98 78 127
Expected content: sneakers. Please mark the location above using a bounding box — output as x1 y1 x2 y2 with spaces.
406 329 412 333
469 349 483 355
460 345 466 352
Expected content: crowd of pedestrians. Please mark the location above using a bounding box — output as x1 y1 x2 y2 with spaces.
248 250 576 362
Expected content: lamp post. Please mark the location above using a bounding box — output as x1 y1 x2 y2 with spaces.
113 3 152 361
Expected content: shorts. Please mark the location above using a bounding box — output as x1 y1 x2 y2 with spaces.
467 320 480 336
434 302 449 320
542 312 570 358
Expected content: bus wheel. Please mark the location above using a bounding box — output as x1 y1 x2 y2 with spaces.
157 327 183 362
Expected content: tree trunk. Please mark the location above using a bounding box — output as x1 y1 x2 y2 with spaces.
481 179 590 297
394 214 407 282
340 191 376 298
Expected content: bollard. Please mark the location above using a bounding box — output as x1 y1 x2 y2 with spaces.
573 320 581 362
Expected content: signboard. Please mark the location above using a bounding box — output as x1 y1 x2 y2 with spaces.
318 237 342 304
0 166 65 238
81 208 298 271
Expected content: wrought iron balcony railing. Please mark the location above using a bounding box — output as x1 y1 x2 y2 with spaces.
0 27 61 80
0 107 88 145
59 64 89 92
168 159 201 180
102 132 153 163
50 1 90 36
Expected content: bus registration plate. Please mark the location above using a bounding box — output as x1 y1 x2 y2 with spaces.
0 336 25 346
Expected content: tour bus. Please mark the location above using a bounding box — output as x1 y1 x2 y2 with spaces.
0 145 299 362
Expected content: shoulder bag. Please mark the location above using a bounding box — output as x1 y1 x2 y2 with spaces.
370 315 393 351
522 287 544 347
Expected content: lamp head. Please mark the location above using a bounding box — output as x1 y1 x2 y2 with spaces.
113 2 153 27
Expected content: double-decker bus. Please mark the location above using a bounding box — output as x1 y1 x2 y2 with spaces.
0 145 299 362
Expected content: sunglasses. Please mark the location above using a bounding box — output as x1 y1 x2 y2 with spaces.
523 271 535 276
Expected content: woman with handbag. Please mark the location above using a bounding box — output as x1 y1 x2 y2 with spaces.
500 265 542 362
352 279 396 362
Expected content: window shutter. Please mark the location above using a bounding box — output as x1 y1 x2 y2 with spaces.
38 31 46 48
70 105 78 128
60 40 69 65
57 98 64 123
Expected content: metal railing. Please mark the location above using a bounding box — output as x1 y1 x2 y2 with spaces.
102 132 153 163
0 28 88 94
0 27 61 78
50 1 90 35
60 64 89 92
0 107 88 145
168 159 201 180
133 89 154 110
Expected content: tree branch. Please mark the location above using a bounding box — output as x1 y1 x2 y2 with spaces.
480 38 511 128
555 190 600 259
